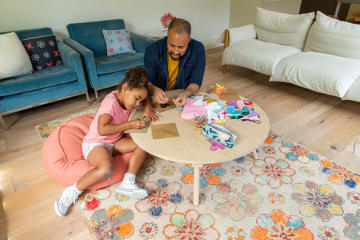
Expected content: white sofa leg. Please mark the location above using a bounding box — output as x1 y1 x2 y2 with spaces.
222 65 227 73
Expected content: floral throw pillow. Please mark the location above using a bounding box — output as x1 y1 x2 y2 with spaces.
102 29 135 56
22 35 62 72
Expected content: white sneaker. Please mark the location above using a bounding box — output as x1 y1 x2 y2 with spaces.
54 187 79 217
116 181 148 199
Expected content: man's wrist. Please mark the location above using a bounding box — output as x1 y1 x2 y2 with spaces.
184 89 193 98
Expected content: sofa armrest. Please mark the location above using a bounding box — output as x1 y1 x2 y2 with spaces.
57 41 87 90
219 24 256 47
63 37 98 88
131 32 156 53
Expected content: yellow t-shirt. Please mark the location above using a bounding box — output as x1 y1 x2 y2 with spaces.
166 52 180 90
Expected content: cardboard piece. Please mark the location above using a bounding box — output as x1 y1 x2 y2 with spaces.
151 123 180 139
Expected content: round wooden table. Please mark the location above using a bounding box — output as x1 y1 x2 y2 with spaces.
129 90 270 205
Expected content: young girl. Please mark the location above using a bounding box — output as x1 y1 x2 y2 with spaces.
55 67 156 217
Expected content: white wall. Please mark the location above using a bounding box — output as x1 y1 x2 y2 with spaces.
262 0 302 14
0 0 230 48
229 0 302 28
229 0 262 27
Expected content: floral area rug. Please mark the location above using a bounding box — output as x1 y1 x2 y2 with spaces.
35 107 98 140
76 131 360 240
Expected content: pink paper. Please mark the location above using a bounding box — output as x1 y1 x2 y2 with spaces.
181 98 207 119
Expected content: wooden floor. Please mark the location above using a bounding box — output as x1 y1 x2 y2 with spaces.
1 47 360 239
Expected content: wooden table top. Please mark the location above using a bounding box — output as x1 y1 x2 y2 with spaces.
129 90 270 165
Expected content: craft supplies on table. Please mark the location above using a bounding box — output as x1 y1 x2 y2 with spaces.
208 140 225 151
215 83 225 94
194 115 208 128
202 123 237 148
181 97 207 119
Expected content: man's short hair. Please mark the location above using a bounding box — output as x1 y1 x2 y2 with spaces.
168 18 191 35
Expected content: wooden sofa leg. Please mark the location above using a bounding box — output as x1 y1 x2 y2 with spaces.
222 65 226 73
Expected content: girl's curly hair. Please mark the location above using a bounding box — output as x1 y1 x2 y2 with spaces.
118 67 148 91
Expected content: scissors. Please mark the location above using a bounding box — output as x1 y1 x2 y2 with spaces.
208 140 225 151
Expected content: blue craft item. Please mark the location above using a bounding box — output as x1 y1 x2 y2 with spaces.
234 110 242 114
228 100 237 107
176 106 184 111
202 123 236 148
226 106 236 114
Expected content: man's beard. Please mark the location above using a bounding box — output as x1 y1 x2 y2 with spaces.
169 51 181 60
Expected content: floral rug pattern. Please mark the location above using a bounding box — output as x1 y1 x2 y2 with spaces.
75 131 360 240
35 107 98 140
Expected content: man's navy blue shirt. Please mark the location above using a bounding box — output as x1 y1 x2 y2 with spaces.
144 37 206 91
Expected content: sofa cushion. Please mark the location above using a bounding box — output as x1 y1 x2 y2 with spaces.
255 7 314 50
95 52 144 75
67 19 126 57
0 65 77 97
0 32 33 80
102 29 135 56
343 77 360 102
270 52 360 98
221 39 300 75
304 11 360 61
22 35 63 72
228 24 257 46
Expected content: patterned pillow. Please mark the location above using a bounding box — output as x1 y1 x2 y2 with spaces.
102 29 135 56
22 35 62 72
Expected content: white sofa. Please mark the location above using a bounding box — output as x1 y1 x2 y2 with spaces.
221 8 360 103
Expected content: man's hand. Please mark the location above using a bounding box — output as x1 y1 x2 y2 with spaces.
153 86 169 104
142 108 160 122
173 91 190 107
128 120 146 129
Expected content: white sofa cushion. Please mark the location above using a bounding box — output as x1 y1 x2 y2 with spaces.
228 24 256 46
0 32 33 80
270 52 360 98
343 77 360 102
255 7 315 50
304 11 360 61
222 39 300 75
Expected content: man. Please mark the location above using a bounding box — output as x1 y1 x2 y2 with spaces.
144 18 206 107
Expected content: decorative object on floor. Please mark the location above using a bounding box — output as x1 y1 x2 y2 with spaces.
35 107 98 140
42 115 132 190
77 131 360 239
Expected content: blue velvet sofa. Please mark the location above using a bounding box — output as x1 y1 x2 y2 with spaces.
64 19 155 100
0 27 89 129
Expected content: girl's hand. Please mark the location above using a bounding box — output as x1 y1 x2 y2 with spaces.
142 108 159 122
129 120 146 129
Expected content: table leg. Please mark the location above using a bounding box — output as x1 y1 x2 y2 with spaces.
252 150 258 159
193 164 203 206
